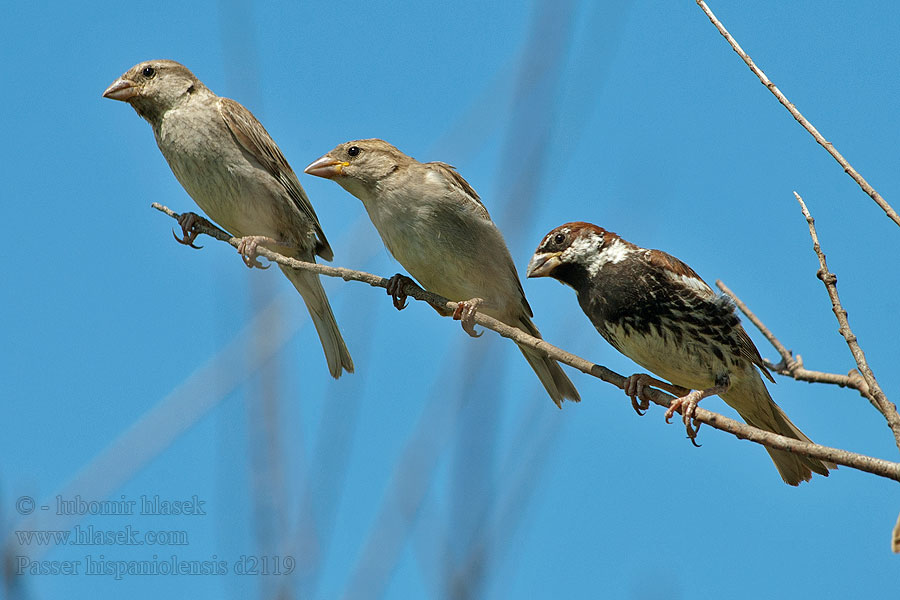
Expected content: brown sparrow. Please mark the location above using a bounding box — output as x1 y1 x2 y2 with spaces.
527 221 834 484
305 139 579 407
103 60 353 378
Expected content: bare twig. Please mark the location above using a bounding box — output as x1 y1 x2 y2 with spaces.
793 192 900 451
715 280 870 396
696 0 900 228
152 202 900 483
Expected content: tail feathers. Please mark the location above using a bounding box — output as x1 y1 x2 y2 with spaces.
723 376 835 486
280 264 354 379
517 315 580 408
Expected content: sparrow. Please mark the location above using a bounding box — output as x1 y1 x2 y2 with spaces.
527 221 834 485
304 139 579 407
103 60 353 378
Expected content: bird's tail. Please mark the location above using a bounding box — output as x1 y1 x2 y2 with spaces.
279 264 354 378
722 374 835 485
516 315 580 408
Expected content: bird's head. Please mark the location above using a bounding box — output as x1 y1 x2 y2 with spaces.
103 60 203 124
304 138 408 200
527 222 626 288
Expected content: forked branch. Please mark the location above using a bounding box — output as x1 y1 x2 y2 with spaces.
151 202 900 483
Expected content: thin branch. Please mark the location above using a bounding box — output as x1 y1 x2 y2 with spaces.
793 192 900 451
696 0 900 228
152 202 900 483
715 279 869 396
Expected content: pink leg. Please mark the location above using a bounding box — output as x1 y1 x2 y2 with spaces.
452 298 485 338
664 383 729 440
235 235 290 270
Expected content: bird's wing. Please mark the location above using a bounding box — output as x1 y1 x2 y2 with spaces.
424 161 492 222
649 249 774 382
424 161 532 316
647 249 716 299
218 97 333 260
735 324 776 382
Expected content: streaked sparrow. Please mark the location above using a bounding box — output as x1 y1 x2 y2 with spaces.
527 221 834 484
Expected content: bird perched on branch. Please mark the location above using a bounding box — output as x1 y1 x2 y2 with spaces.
103 60 352 378
305 139 579 407
527 221 834 484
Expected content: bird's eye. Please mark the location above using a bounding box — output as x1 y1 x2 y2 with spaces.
553 233 566 245
347 146 360 157
142 66 156 78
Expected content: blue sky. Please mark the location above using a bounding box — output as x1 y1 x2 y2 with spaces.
3 1 900 598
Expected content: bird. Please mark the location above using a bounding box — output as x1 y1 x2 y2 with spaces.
526 221 834 485
304 139 579 407
103 60 353 378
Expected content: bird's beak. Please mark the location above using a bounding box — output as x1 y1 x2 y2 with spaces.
304 155 350 179
526 252 561 278
103 78 138 101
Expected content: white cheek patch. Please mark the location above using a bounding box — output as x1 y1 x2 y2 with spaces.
567 233 597 257
562 233 628 278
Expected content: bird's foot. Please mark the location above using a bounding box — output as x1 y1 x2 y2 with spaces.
236 235 284 270
665 390 704 441
622 373 667 416
172 212 213 249
664 383 728 443
452 297 484 338
386 274 416 311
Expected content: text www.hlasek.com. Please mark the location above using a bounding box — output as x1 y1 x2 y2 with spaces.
15 525 187 546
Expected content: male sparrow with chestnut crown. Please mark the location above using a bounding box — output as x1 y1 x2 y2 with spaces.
527 222 834 485
103 60 353 378
305 139 579 408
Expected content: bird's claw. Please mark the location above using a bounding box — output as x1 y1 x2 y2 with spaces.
453 298 484 338
663 381 728 444
665 390 705 442
622 373 655 416
386 274 415 311
236 236 277 270
173 212 208 249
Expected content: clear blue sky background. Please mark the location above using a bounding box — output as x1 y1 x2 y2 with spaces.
3 1 899 598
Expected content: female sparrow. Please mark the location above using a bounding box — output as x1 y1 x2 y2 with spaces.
103 60 353 378
305 139 579 407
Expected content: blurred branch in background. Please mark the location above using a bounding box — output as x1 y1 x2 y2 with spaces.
280 220 377 600
336 348 479 600
441 1 579 598
2 291 307 564
217 3 292 598
696 0 900 228
150 202 900 483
